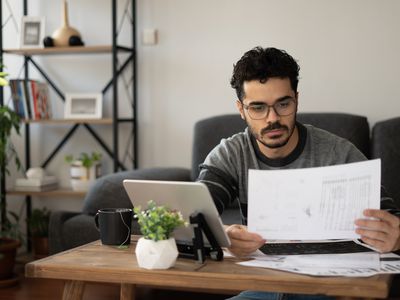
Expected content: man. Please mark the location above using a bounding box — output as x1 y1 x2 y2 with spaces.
197 47 400 300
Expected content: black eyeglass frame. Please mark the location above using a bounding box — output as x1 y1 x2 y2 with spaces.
241 98 297 120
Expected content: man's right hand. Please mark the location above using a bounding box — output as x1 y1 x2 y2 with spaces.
224 224 266 258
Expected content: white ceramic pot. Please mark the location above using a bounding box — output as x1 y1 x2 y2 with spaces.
135 237 178 269
70 161 101 191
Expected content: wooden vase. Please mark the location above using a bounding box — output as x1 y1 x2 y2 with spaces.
52 0 81 47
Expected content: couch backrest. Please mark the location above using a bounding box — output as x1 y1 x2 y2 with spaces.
371 117 400 204
191 114 247 180
191 113 370 180
297 113 370 158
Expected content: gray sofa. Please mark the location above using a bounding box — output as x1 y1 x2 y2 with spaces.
50 112 399 254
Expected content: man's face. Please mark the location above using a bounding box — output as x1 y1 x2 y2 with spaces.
236 77 298 157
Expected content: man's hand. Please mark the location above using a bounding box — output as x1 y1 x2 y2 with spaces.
355 209 400 253
224 224 266 257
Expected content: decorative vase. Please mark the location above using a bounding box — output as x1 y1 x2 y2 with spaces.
52 0 81 47
69 160 101 191
135 237 178 269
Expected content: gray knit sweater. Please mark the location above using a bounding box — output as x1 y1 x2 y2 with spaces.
198 122 400 224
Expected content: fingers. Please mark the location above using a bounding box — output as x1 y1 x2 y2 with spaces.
355 209 400 253
364 209 400 227
225 224 266 258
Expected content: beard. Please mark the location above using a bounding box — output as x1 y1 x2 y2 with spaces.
247 117 297 149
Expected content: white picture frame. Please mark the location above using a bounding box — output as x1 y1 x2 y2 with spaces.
64 93 103 119
20 16 45 48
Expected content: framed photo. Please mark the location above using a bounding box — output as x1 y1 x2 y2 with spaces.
64 93 103 119
20 16 45 48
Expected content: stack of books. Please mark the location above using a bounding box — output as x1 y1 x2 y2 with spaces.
9 79 51 120
14 176 58 191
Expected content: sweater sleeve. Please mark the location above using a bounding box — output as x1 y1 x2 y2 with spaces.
196 164 238 215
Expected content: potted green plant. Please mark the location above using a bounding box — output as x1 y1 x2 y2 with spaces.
0 70 23 282
134 200 186 269
27 207 51 259
65 152 101 191
0 208 23 281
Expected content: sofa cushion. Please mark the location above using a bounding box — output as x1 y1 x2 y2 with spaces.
62 214 99 250
297 113 370 158
371 117 400 204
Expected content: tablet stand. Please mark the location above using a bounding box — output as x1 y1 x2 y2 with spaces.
177 212 223 264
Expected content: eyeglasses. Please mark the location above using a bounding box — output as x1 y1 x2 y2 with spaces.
242 98 296 120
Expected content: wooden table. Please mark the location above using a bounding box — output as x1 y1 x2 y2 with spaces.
25 236 393 300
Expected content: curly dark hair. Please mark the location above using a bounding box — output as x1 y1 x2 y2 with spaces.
230 47 300 101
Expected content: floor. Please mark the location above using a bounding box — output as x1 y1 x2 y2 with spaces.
0 256 234 300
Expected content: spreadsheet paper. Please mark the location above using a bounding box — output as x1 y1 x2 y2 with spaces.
248 159 381 240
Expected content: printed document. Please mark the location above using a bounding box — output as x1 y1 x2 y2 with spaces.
238 252 400 277
248 159 381 240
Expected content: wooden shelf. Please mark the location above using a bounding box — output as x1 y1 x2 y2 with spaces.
4 45 113 56
7 188 86 197
23 118 113 125
4 45 133 56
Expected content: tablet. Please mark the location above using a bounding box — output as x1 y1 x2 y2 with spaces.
122 179 231 248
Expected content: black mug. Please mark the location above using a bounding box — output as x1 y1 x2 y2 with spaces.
94 208 133 246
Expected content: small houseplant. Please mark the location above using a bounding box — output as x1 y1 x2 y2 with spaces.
27 207 51 258
134 200 186 269
0 70 23 282
0 208 23 280
65 152 101 191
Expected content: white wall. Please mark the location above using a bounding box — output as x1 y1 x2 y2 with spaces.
137 0 400 168
4 0 400 213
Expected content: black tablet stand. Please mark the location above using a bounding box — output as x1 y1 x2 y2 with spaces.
177 212 223 264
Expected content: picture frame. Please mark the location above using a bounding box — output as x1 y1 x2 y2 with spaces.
64 93 103 119
20 16 45 48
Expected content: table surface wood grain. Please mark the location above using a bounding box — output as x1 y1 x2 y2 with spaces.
25 236 393 300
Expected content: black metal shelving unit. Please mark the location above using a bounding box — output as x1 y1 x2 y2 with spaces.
0 0 137 250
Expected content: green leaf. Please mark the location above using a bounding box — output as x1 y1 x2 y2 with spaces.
134 200 186 241
0 77 8 86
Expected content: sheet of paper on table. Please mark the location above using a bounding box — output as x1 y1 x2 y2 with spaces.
248 159 381 240
238 252 400 277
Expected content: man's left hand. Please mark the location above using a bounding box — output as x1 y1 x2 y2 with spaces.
355 209 400 253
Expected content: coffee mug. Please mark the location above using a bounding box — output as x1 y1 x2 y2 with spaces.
94 208 133 246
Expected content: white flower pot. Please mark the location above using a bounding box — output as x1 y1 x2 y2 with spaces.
135 237 178 269
70 161 101 191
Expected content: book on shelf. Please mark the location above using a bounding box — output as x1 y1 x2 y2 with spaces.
14 183 58 192
9 79 26 118
15 176 58 187
9 79 51 120
36 81 51 119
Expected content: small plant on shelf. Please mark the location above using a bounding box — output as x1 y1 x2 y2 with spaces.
65 151 102 169
65 152 102 191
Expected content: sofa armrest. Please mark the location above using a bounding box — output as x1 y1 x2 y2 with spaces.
49 211 81 254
